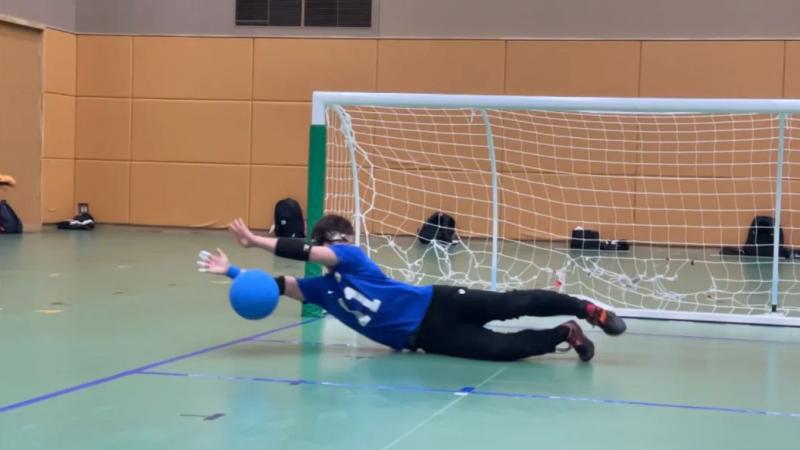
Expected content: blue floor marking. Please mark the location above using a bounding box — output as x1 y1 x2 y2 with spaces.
0 318 318 414
138 369 800 419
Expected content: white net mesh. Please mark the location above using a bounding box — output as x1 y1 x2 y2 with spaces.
323 103 800 318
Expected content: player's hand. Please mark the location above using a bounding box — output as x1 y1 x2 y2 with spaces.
229 218 257 248
197 248 230 274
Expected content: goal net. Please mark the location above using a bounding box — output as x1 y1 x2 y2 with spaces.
311 93 800 325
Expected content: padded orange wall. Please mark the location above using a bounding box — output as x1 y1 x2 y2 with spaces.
0 22 43 231
41 29 76 225
46 36 800 245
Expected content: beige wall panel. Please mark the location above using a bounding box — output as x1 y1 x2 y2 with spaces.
359 108 489 171
362 169 492 236
77 35 132 97
130 163 249 227
506 41 640 96
639 114 777 178
782 180 800 247
253 39 377 101
133 37 252 100
377 40 505 94
43 29 75 95
784 42 800 98
494 111 640 175
75 160 130 223
43 93 75 159
634 178 774 246
132 100 251 164
783 118 800 179
76 97 131 160
41 158 74 222
500 174 636 241
0 22 42 231
640 42 784 98
250 166 308 230
252 102 310 165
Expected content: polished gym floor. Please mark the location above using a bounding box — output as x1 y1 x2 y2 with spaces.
1 227 798 449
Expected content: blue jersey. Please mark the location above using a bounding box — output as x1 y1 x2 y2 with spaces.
297 244 433 351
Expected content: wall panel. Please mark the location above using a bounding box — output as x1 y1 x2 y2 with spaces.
132 100 251 164
77 35 131 97
133 37 252 100
640 41 784 98
75 160 130 223
130 163 249 227
506 41 640 97
377 40 505 94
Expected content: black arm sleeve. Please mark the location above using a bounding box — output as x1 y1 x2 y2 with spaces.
275 238 312 261
274 276 286 295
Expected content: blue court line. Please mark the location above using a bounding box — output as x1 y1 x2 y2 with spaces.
137 369 800 419
139 370 467 396
0 318 319 414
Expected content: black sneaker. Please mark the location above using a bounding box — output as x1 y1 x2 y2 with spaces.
577 296 627 336
561 320 595 362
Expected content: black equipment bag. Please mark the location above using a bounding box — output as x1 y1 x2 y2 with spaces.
57 212 96 231
0 200 23 234
418 212 458 245
273 198 305 238
570 227 629 251
570 228 601 249
723 215 794 258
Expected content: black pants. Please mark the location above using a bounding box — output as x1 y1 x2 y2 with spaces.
411 286 587 361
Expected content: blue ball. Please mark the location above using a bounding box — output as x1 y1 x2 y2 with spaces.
229 269 279 320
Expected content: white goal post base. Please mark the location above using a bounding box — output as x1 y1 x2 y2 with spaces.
614 309 800 327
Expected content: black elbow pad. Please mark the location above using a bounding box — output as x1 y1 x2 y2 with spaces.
275 238 312 261
274 276 286 295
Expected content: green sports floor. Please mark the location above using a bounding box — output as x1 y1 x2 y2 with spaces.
1 226 799 450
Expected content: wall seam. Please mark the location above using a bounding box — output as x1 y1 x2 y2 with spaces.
128 35 134 224
72 31 77 219
248 37 255 225
782 40 788 98
636 40 644 97
373 39 379 91
503 39 509 94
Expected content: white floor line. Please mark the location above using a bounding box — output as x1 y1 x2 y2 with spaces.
380 366 507 450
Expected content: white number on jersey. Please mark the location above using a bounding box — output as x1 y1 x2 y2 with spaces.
338 285 382 326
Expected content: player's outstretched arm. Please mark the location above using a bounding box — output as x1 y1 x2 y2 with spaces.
196 248 231 275
196 248 305 302
228 218 338 267
282 276 304 301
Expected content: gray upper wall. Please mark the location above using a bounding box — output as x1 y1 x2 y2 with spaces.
74 0 378 37
0 0 75 31
380 0 800 39
4 0 800 38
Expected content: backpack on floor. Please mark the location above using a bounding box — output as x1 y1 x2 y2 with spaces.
0 200 23 234
722 215 795 258
743 216 785 257
272 198 305 238
418 212 458 245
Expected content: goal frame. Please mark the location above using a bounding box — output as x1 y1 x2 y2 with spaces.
306 91 800 326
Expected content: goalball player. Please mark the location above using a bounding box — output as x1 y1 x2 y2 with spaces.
198 215 627 362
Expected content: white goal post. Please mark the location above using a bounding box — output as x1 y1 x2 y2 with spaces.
307 91 800 326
